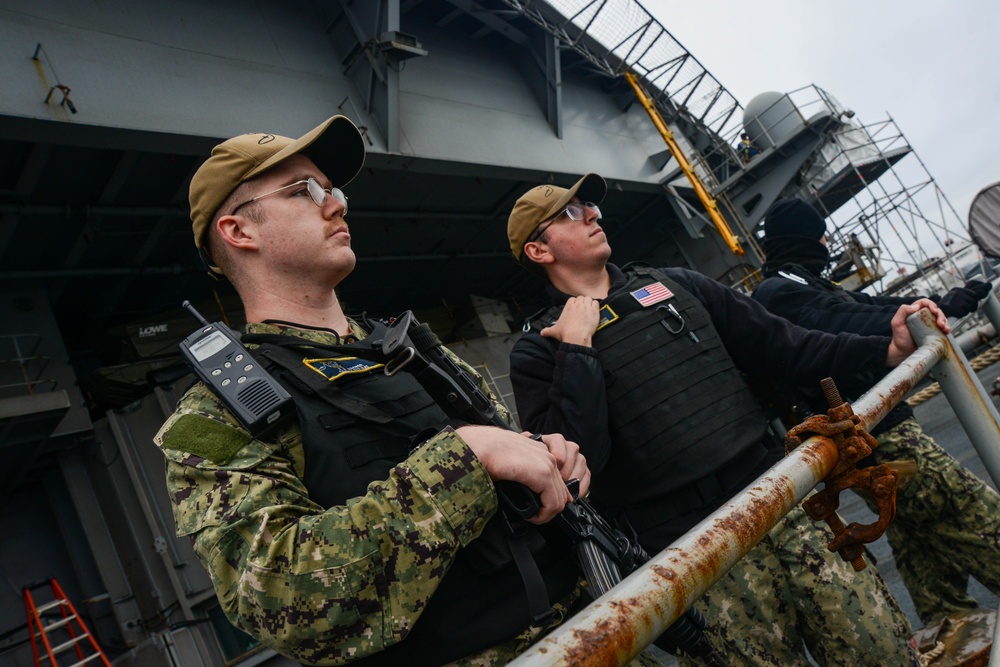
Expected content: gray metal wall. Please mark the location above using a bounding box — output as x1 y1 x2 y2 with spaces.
0 2 749 662
1 0 674 184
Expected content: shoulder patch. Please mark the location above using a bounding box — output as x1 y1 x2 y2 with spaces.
303 356 384 381
161 413 253 465
596 304 620 331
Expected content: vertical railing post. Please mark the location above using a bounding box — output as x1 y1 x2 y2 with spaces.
993 612 1000 667
908 307 1000 667
981 289 1000 336
906 309 1000 488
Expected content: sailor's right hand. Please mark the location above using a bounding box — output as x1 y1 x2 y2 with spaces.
532 431 590 497
457 425 574 524
541 296 600 347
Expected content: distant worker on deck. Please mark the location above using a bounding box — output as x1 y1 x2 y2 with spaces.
753 197 1000 625
505 173 933 666
736 132 761 163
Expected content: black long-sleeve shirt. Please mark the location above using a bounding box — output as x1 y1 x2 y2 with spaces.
753 263 916 429
510 264 892 474
753 265 910 336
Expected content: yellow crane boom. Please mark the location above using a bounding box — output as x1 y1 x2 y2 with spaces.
625 71 744 256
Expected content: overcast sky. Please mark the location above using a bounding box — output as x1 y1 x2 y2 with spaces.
647 0 998 235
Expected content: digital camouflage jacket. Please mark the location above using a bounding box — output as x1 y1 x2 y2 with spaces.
156 321 511 665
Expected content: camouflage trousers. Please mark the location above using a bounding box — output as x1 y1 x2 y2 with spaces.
864 417 1000 624
678 504 917 667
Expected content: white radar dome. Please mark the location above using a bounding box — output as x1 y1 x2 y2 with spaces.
742 91 804 149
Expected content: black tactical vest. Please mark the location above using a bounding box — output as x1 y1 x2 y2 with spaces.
245 327 577 667
531 267 770 526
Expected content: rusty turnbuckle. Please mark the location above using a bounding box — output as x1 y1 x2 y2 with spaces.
784 378 899 571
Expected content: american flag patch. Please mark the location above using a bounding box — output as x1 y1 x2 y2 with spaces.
630 282 674 307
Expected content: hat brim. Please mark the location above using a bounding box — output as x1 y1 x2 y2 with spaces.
246 115 365 189
539 173 607 226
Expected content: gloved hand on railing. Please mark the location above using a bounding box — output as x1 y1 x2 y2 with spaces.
936 279 993 318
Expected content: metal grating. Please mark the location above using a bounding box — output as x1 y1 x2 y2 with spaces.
500 0 743 137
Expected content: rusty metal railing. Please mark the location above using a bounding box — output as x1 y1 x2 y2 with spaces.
510 308 1000 666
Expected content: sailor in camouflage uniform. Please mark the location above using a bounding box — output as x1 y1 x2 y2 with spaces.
156 117 662 666
505 174 936 665
753 198 1000 625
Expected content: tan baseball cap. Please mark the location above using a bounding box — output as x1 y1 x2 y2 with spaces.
507 173 607 260
189 115 366 251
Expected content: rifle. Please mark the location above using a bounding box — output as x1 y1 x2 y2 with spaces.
379 311 726 665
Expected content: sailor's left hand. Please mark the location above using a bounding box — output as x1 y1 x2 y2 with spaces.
528 431 591 498
886 299 949 366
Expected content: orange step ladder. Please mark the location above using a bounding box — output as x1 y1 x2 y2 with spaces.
22 579 111 667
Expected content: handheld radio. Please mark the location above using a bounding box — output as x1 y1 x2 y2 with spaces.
178 301 293 437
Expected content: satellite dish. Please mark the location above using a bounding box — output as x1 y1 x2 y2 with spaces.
969 181 1000 257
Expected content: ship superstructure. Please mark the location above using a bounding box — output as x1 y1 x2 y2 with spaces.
0 1 985 665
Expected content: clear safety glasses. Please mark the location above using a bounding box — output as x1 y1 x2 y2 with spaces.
560 202 602 221
231 177 348 215
530 201 602 242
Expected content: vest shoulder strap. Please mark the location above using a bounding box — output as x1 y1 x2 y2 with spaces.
524 304 563 333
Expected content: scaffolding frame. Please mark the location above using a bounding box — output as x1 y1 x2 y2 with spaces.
498 0 760 264
499 2 972 300
501 0 743 137
815 114 972 296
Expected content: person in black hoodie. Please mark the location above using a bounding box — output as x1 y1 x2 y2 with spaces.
753 197 1000 625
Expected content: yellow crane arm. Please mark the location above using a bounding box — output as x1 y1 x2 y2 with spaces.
625 71 744 256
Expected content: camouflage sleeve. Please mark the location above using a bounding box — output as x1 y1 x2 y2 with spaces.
154 383 498 665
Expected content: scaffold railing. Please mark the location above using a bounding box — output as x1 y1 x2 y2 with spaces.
722 82 970 299
804 110 971 297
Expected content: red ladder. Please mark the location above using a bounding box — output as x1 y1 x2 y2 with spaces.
22 579 111 667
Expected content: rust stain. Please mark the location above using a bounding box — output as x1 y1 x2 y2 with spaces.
565 598 646 666
883 380 910 409
650 564 675 580
964 650 990 667
911 608 994 667
555 438 850 666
